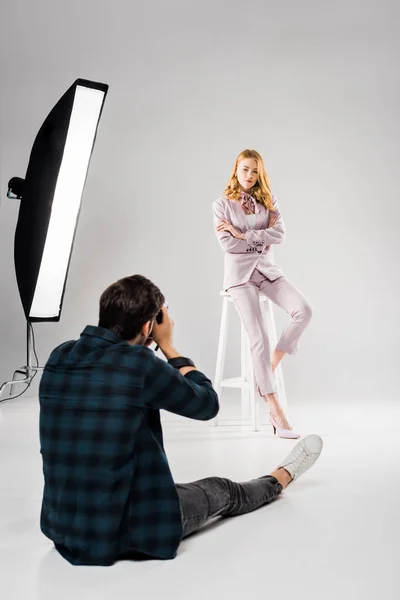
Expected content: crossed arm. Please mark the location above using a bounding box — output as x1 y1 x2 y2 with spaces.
212 196 286 254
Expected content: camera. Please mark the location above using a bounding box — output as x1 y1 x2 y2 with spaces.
154 302 168 351
156 301 168 324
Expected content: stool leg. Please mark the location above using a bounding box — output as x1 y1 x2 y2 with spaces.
263 299 288 412
211 296 229 427
253 374 260 432
244 332 260 432
240 320 250 418
275 363 288 412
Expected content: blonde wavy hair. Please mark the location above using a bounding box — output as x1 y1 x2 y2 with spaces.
224 149 275 211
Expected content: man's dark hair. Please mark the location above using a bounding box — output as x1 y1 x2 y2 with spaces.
99 275 165 340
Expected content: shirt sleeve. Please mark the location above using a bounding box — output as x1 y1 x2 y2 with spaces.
244 194 286 249
143 353 219 421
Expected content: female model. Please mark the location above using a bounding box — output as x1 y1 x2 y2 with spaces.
212 149 313 438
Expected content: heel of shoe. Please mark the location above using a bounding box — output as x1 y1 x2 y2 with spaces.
269 414 300 439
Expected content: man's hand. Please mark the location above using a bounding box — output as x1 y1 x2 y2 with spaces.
151 307 197 375
151 306 174 351
216 219 244 239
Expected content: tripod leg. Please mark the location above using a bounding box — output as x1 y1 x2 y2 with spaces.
9 368 28 396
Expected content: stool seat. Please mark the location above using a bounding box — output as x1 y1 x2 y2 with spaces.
211 290 288 431
219 290 268 300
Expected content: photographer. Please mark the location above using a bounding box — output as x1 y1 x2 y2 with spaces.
39 274 322 566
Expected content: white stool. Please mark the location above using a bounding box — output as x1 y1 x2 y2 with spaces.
211 291 288 431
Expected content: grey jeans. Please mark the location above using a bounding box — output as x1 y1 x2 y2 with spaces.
176 475 283 538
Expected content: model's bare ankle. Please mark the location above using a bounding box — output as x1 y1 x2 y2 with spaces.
265 393 280 413
271 349 286 373
264 395 292 430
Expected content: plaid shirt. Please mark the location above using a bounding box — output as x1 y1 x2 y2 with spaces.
39 325 219 565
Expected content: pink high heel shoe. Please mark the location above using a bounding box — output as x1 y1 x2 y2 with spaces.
269 413 300 439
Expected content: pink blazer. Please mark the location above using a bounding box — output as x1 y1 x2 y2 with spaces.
212 194 286 291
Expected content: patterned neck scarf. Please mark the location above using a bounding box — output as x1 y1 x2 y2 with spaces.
240 191 260 215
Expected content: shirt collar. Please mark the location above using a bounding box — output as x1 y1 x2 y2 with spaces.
240 191 261 215
81 325 126 345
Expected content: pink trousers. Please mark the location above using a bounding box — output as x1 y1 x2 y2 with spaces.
228 269 313 396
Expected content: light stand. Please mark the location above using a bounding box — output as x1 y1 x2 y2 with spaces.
0 322 42 399
0 78 108 403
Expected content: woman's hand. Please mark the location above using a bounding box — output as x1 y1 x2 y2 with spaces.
216 219 244 239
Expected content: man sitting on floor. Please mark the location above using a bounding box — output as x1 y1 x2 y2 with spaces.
39 274 323 566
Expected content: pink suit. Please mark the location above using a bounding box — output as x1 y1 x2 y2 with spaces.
212 195 312 395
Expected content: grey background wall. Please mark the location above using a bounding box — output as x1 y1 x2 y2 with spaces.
0 0 398 404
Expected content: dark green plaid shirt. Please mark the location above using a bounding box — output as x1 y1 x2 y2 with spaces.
39 326 219 565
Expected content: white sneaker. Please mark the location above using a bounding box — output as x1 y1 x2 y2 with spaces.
276 434 323 483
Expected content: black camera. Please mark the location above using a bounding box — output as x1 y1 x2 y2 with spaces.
153 302 168 351
156 301 168 324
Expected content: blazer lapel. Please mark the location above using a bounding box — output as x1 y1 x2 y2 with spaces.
231 199 247 229
256 202 268 229
227 198 266 230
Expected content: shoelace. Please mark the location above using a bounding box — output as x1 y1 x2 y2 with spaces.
285 448 311 477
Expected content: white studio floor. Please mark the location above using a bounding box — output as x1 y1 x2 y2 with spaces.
0 392 398 600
